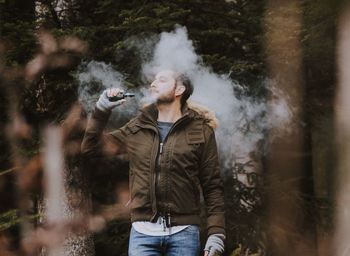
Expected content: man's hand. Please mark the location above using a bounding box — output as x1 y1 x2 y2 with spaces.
96 88 126 112
203 234 225 256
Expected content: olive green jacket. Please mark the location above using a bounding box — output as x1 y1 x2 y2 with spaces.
81 103 225 236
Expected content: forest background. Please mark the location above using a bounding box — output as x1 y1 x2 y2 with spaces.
0 0 342 255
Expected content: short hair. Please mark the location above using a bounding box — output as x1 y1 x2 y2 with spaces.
175 74 194 106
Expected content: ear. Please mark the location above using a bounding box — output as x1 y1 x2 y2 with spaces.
175 85 185 97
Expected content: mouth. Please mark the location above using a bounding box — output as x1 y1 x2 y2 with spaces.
150 88 159 94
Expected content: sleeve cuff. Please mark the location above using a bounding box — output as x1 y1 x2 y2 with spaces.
92 106 111 120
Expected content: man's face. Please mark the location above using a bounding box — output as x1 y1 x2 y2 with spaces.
150 70 177 104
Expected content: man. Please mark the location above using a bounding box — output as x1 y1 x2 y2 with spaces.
82 70 225 256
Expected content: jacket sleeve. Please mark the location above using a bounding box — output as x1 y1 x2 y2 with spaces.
199 125 226 237
81 108 128 158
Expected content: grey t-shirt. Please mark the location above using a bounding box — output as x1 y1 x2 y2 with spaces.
157 121 173 142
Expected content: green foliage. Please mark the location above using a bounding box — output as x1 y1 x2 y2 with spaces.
94 220 130 256
69 0 266 84
301 0 340 111
0 0 267 129
1 20 37 66
230 244 262 256
0 1 36 65
224 162 265 254
0 209 39 231
0 210 19 231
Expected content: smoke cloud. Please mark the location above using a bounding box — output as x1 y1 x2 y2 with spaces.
76 61 139 122
140 26 294 169
142 26 199 77
77 26 294 170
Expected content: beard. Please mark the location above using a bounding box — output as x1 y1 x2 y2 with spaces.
156 94 175 104
155 87 176 105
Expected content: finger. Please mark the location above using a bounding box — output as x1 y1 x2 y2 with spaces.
111 99 126 107
117 99 127 105
112 88 124 97
106 89 112 97
110 88 119 96
204 250 209 256
116 89 125 96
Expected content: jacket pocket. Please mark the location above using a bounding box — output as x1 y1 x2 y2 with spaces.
171 169 200 213
129 168 152 210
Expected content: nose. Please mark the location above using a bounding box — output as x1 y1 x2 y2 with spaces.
150 80 157 88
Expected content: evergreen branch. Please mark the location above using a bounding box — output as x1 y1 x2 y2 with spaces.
0 167 19 176
39 0 62 28
0 209 39 231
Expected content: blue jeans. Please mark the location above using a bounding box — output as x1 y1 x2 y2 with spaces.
128 225 200 256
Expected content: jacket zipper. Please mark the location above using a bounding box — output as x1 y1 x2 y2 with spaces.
157 142 164 203
147 114 190 224
158 142 168 231
159 142 164 164
156 142 163 211
156 115 189 228
150 131 160 222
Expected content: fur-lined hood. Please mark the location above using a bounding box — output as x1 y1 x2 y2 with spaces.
187 101 218 129
140 101 218 130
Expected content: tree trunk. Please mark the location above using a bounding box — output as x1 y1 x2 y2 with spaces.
40 106 94 256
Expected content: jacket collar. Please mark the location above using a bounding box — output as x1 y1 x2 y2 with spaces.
139 103 197 126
